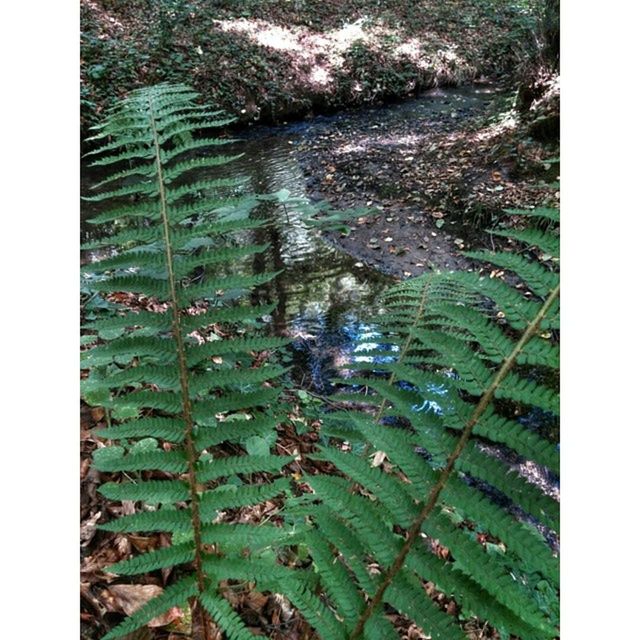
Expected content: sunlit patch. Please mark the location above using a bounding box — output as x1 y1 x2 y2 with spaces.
334 142 368 155
376 133 426 147
310 67 331 87
215 19 296 50
332 20 369 50
209 17 473 100
472 112 518 143
351 325 399 365
412 382 449 415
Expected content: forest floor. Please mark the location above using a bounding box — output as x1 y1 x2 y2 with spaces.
81 396 505 640
81 87 559 639
81 0 539 133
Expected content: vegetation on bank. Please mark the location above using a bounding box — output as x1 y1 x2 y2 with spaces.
81 0 548 133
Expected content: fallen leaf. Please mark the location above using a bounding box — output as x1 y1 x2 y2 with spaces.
101 584 185 628
80 511 102 548
91 407 105 422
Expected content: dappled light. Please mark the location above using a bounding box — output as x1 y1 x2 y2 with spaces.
211 16 450 95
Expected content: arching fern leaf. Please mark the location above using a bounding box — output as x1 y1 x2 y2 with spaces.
81 83 292 640
284 212 560 639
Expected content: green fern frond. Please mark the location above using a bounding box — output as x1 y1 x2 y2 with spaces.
98 479 190 503
161 136 239 163
490 227 559 258
200 590 266 640
193 415 280 450
283 210 560 639
92 446 187 474
192 388 280 419
386 571 466 640
180 302 276 332
83 83 293 640
107 542 195 576
98 508 193 534
463 250 557 297
504 207 560 222
95 417 185 443
200 522 298 550
196 455 294 484
304 529 365 626
199 477 291 518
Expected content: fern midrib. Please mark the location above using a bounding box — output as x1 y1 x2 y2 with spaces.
148 96 209 613
348 282 561 639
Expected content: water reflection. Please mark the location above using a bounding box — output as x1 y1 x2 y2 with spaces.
81 110 391 386
81 86 499 387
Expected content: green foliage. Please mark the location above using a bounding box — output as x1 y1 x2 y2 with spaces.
81 83 295 640
83 82 559 640
283 212 560 638
80 0 549 131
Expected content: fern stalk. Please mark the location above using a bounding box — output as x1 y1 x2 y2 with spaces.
146 97 212 639
348 283 561 639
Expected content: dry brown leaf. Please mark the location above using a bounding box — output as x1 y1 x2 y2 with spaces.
127 534 158 553
245 590 269 612
81 511 102 547
101 584 184 628
91 406 106 422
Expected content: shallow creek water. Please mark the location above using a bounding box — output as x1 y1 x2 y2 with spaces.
81 85 497 390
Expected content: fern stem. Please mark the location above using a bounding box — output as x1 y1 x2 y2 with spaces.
148 96 211 640
348 283 560 639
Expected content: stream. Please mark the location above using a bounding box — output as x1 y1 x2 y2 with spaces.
82 85 498 391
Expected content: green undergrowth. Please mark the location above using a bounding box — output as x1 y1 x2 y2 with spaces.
81 0 545 133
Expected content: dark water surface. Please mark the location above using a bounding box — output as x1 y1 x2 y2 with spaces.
81 85 497 390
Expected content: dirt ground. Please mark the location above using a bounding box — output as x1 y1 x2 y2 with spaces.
296 85 559 279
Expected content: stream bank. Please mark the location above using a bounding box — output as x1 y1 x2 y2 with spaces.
81 0 542 134
299 83 559 279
